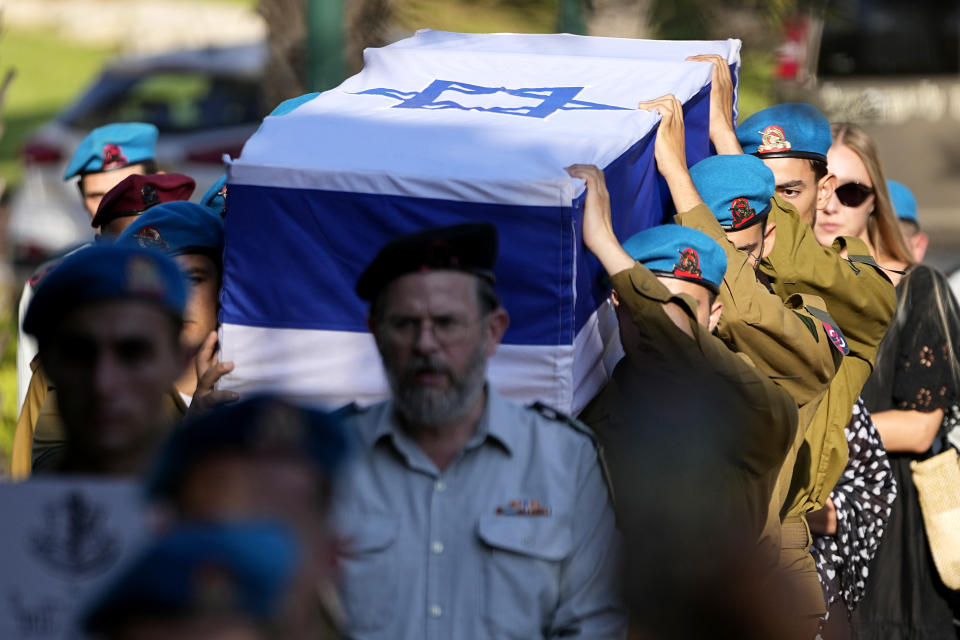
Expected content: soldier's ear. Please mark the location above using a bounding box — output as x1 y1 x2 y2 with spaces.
816 172 837 212
708 300 723 334
483 307 510 357
610 289 620 308
761 221 777 260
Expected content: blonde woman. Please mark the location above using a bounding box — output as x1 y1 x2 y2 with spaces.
815 123 960 639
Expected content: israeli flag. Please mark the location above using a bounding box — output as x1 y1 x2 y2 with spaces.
220 32 740 414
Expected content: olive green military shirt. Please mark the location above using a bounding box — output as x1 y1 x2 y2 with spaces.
675 203 843 561
580 262 798 541
760 197 895 520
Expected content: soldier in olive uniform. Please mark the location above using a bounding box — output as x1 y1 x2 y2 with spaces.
692 59 896 627
572 160 798 544
735 104 896 626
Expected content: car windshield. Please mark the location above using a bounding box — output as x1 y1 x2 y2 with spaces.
818 0 960 76
62 70 262 133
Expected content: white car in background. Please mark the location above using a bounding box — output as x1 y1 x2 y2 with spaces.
9 42 266 263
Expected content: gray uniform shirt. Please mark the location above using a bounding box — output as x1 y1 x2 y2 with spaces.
333 387 625 640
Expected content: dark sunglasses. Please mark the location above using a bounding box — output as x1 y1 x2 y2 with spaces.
835 182 874 207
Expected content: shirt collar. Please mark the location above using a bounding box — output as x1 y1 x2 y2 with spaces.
364 385 516 456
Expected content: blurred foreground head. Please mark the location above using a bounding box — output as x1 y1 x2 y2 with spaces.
146 394 349 524
145 395 351 638
608 368 806 640
82 521 298 640
24 245 188 475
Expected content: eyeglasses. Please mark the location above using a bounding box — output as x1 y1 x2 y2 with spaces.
382 315 478 346
835 182 874 207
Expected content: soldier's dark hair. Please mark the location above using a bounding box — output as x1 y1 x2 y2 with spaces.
809 158 827 183
369 275 502 326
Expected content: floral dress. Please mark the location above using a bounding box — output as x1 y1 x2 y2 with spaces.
811 397 897 637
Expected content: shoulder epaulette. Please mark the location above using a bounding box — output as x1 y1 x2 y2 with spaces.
529 401 596 441
528 401 616 506
803 304 850 356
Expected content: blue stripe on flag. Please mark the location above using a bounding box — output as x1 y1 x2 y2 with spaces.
221 186 576 346
572 82 712 332
222 84 712 347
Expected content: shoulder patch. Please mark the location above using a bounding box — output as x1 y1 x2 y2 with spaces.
529 401 596 441
804 305 850 355
529 401 616 506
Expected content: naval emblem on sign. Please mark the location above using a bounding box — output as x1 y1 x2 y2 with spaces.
355 79 630 119
673 248 703 279
757 125 792 153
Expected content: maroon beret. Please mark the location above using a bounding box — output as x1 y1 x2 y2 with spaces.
92 173 196 228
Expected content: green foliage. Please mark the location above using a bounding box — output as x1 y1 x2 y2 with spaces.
0 28 115 190
394 0 557 34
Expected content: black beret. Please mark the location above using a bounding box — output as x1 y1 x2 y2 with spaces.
356 223 498 301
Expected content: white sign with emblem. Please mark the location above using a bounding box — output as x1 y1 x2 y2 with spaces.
0 478 149 639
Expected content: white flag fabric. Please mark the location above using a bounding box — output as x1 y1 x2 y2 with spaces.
220 32 740 414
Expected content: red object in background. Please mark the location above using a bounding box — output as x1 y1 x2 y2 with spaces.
186 143 245 164
776 15 811 82
22 141 63 165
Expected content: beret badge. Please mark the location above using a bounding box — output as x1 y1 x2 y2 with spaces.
730 197 757 228
101 143 128 170
673 248 703 280
757 125 792 154
135 226 168 251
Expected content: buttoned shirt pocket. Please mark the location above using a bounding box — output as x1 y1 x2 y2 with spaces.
339 515 400 634
477 513 574 639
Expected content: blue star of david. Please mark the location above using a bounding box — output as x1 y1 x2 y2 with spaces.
354 79 630 119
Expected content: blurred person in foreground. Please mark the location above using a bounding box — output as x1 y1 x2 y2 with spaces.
815 122 960 639
144 395 350 638
14 123 163 468
20 245 189 475
82 521 299 640
333 223 624 639
11 177 200 478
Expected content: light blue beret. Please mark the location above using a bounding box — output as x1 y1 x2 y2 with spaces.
690 154 775 230
82 521 299 632
116 201 224 257
63 122 159 180
24 245 187 337
622 224 727 293
738 103 831 162
201 174 228 216
887 179 918 224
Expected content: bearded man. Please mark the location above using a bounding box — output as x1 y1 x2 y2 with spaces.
331 223 625 640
